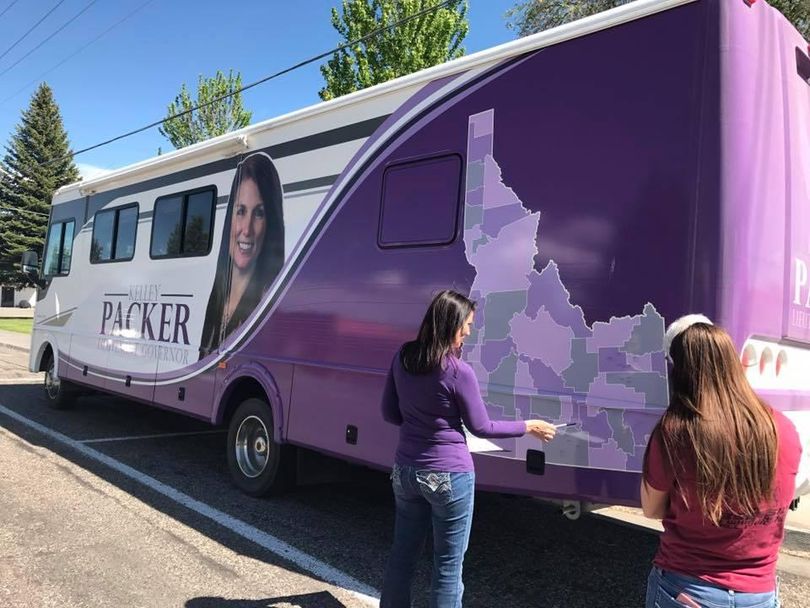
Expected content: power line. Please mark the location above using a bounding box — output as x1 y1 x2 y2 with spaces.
0 0 99 79
1 0 156 106
0 205 50 218
0 0 67 63
0 0 20 20
46 0 455 167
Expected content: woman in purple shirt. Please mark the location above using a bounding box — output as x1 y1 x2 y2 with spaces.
380 290 556 607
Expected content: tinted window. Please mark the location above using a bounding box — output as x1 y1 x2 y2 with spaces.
91 204 138 263
42 223 62 275
150 188 214 258
91 209 115 262
151 196 183 257
62 221 75 272
115 206 138 261
379 154 462 247
184 191 214 255
42 220 75 276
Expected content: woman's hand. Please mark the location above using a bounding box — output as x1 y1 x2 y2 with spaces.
525 420 556 442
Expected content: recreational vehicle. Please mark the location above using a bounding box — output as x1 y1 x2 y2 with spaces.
23 0 810 508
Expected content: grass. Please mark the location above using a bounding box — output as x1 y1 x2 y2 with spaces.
0 318 33 334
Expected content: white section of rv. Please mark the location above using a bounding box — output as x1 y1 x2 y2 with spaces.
52 0 695 203
743 338 810 392
51 181 223 380
275 139 363 186
743 338 810 497
786 410 810 497
44 124 382 384
283 191 328 257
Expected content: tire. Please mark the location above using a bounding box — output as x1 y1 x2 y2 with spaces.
43 355 77 410
226 397 294 496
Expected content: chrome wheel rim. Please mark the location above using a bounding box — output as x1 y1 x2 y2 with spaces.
234 415 270 478
45 362 60 400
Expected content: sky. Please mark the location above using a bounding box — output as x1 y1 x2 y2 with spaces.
0 0 521 178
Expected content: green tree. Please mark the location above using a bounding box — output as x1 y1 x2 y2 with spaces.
159 70 252 149
319 0 469 101
90 239 103 263
771 0 810 39
506 0 810 39
0 83 79 285
505 0 630 37
164 216 208 256
183 215 209 254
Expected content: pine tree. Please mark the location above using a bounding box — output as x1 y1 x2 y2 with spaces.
0 83 79 285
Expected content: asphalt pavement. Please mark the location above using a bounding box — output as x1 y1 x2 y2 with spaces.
0 424 368 608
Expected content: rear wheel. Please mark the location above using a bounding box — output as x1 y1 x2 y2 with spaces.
44 355 76 410
227 397 294 496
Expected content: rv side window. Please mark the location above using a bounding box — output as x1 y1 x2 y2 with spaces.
150 187 215 259
115 206 138 260
61 221 75 273
90 203 138 263
184 190 214 255
42 220 75 277
379 154 462 248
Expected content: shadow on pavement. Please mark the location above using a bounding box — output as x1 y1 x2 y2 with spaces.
186 591 347 607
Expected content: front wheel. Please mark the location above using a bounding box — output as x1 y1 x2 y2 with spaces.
226 397 294 496
44 356 76 410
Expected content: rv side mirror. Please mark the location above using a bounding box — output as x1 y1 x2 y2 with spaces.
20 250 45 288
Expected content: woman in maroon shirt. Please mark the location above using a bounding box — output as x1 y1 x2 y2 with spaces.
642 315 801 608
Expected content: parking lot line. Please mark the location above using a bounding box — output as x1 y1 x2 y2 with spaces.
0 401 380 606
80 430 226 444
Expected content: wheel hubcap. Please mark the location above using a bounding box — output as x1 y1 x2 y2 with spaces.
45 363 60 399
235 415 270 478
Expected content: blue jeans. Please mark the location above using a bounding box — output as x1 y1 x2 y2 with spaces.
646 567 779 608
380 464 475 608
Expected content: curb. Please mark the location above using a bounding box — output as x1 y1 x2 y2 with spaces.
784 527 810 557
592 507 809 558
0 342 29 354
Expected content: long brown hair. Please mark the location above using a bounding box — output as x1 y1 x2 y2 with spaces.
646 322 778 524
401 290 475 375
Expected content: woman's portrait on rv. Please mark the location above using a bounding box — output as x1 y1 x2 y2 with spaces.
200 152 284 358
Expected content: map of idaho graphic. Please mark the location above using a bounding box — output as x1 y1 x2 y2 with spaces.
463 109 669 473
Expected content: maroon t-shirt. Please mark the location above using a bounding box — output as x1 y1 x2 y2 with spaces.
645 408 801 593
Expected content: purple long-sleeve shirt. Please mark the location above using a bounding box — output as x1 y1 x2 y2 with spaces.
381 350 527 472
